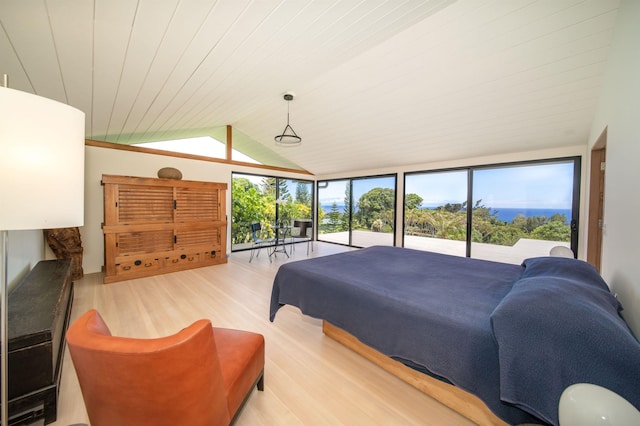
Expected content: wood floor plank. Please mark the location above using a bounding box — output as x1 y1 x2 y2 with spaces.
52 242 473 425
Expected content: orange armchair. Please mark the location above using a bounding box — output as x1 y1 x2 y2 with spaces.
66 309 264 426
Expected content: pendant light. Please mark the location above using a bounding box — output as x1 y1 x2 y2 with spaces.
274 93 302 146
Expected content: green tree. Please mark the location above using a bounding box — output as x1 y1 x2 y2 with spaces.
355 187 395 230
512 214 547 233
295 182 311 205
231 178 273 244
405 193 423 210
530 221 571 241
403 196 572 246
487 226 526 246
424 209 466 240
472 200 496 222
442 201 466 213
277 179 290 201
342 184 352 231
260 177 276 198
326 201 342 233
549 213 568 224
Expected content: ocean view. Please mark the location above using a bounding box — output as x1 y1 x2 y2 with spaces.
488 207 571 223
319 204 571 224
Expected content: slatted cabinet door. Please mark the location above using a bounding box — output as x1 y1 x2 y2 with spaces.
170 183 226 268
102 175 227 284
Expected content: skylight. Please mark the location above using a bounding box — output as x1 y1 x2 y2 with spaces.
134 136 260 164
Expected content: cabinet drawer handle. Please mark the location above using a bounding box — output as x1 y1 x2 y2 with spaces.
188 256 195 261
180 254 187 259
172 259 179 263
134 260 142 266
144 262 153 267
122 266 131 271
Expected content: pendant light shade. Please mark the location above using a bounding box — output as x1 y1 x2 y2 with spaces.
275 93 301 146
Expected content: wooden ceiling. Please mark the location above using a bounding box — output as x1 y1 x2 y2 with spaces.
0 0 620 175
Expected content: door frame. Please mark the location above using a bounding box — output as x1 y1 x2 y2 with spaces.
587 127 607 271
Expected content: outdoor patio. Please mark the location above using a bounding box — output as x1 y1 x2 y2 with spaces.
234 227 569 265
318 230 569 265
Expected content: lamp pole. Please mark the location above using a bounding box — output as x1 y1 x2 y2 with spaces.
2 72 9 426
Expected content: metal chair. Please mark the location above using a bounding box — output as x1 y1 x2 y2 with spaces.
249 222 275 262
290 220 313 255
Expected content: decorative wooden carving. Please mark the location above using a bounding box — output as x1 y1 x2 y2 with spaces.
44 227 84 280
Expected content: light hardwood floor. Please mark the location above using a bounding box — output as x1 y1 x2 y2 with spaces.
53 242 473 425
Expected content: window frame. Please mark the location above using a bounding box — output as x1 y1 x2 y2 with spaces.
231 171 314 252
317 173 398 248
402 156 581 259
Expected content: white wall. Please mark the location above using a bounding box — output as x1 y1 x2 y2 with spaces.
5 230 44 288
82 145 313 274
587 0 640 336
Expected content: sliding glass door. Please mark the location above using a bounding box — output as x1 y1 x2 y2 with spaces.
317 180 350 245
351 176 396 247
231 173 313 251
403 157 580 264
404 170 468 257
471 160 578 263
318 175 396 247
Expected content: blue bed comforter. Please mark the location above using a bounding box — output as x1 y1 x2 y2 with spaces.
269 246 640 425
270 246 538 424
490 257 640 425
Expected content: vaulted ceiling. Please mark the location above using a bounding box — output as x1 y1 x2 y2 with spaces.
0 0 620 175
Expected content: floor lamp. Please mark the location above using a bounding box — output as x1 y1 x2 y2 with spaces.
0 82 85 425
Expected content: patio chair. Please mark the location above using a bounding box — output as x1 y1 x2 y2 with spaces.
249 222 275 262
290 220 313 255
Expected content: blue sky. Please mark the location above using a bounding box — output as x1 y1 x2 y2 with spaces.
319 176 395 206
473 163 574 209
320 162 574 209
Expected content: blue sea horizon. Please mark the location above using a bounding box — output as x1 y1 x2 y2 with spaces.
319 203 571 223
488 207 571 223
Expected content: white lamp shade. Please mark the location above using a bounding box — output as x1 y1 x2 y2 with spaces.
559 383 640 426
0 87 85 230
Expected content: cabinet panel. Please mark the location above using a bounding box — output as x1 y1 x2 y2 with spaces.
117 230 174 255
177 228 220 248
118 185 173 223
175 187 220 221
102 175 227 284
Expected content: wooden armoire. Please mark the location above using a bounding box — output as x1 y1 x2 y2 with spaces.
102 174 227 284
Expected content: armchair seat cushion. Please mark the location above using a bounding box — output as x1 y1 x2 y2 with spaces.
214 328 265 418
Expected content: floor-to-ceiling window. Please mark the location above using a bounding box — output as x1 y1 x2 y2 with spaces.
317 179 350 245
231 172 313 251
404 170 468 257
470 160 578 263
403 157 580 264
318 175 396 247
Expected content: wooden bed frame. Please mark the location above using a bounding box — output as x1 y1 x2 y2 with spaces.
322 321 508 426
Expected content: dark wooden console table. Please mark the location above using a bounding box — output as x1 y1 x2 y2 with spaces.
1 259 73 425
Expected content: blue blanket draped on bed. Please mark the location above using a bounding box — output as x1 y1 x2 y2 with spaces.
270 246 539 424
270 246 640 426
490 257 640 425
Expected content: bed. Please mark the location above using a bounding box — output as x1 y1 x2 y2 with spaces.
269 246 640 426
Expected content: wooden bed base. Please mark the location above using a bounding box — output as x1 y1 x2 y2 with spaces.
322 321 508 426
